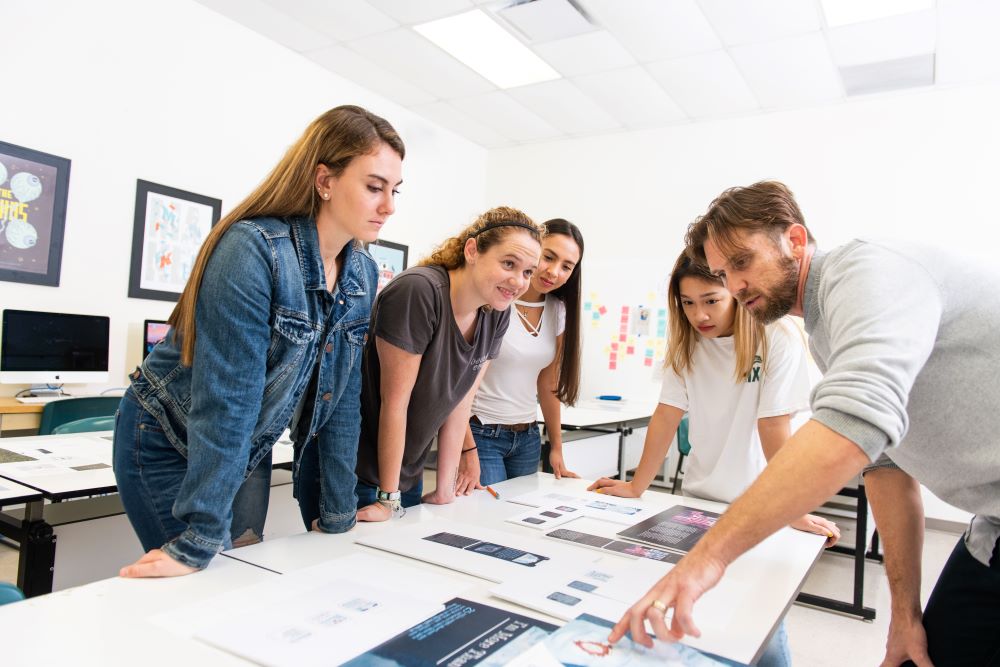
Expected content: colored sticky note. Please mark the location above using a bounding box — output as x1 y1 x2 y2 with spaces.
599 306 607 315
584 302 592 311
626 346 634 355
644 357 653 367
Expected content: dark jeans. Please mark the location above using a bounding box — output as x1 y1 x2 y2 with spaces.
905 536 1000 667
355 478 424 509
113 391 271 554
470 420 542 486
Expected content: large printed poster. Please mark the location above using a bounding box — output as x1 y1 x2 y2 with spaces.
0 141 70 286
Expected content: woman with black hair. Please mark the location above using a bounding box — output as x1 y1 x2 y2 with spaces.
457 218 585 491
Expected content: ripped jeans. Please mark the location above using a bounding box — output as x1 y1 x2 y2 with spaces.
113 391 271 556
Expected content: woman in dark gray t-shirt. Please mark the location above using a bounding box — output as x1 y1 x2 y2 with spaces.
355 207 541 521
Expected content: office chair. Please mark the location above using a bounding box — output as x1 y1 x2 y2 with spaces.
0 582 25 605
670 414 691 495
51 415 116 434
38 396 121 436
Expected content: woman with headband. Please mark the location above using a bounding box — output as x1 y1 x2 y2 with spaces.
354 207 542 520
458 218 585 490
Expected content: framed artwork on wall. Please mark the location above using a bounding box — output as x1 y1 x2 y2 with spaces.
128 179 221 302
0 140 71 287
367 238 409 292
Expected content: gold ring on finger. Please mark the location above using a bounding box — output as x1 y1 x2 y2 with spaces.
651 599 667 612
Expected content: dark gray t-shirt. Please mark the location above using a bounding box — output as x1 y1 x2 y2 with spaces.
356 265 510 492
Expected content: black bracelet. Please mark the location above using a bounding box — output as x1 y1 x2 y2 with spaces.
461 446 477 453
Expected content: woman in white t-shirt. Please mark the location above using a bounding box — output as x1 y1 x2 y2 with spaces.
588 251 839 667
456 219 584 491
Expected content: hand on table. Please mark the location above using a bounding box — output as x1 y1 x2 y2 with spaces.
549 450 579 480
357 502 392 522
456 452 482 496
587 477 641 498
609 550 726 648
790 513 841 547
119 548 198 578
421 489 455 505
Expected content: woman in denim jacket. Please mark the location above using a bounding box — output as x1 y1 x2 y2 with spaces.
113 106 404 577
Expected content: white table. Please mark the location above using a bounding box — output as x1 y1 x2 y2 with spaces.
0 475 822 665
225 474 824 665
0 431 297 596
0 478 42 506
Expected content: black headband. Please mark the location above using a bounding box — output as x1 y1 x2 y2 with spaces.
469 221 537 238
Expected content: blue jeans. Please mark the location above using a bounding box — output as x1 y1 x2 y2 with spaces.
113 390 271 556
355 478 424 509
471 420 542 486
756 620 791 667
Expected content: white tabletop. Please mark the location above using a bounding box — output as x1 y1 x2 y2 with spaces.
224 474 824 664
0 476 42 504
0 431 294 499
545 398 657 428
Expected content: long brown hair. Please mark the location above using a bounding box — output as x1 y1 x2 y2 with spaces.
168 105 404 366
665 251 765 381
540 218 584 405
418 206 541 270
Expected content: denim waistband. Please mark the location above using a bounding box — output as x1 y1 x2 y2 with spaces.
470 415 538 435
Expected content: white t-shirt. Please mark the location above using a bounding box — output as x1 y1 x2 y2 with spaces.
658 318 810 503
473 296 566 424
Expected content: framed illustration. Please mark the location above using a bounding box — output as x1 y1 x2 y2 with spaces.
367 238 409 292
128 179 221 302
0 141 71 287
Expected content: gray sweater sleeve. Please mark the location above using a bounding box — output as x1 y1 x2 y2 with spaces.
809 243 943 462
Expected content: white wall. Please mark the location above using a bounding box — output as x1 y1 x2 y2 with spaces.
0 0 489 396
486 81 1000 399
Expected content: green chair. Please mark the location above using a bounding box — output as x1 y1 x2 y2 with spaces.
38 396 121 436
0 582 25 605
51 415 116 434
670 414 691 495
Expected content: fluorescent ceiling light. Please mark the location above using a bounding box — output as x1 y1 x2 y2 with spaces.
414 9 560 89
821 0 936 27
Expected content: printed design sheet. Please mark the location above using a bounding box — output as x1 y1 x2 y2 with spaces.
616 506 721 554
355 518 598 583
344 597 557 667
0 436 113 478
505 489 650 526
505 504 582 530
507 614 730 667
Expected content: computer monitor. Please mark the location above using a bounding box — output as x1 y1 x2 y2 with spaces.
143 319 170 360
0 309 110 387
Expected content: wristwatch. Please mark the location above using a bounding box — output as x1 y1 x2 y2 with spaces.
376 486 405 518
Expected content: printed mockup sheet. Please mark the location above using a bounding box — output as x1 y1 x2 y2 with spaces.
505 504 582 530
343 597 557 667
505 489 650 526
355 518 599 583
0 436 112 475
507 614 730 667
491 556 669 622
616 506 721 554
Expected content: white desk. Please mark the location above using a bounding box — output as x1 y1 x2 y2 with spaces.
0 554 278 666
225 474 824 665
0 431 297 596
0 478 42 506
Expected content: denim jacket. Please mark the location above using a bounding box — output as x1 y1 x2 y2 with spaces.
130 216 376 568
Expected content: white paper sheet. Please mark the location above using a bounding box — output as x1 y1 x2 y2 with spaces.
195 579 442 666
355 518 601 584
505 505 581 530
506 490 651 525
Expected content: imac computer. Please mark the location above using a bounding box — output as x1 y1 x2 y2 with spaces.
143 319 170 360
0 309 111 398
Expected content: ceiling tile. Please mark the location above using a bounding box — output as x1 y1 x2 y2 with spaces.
579 0 722 61
841 53 935 96
937 0 1000 85
507 79 621 134
730 32 843 108
533 30 636 77
196 0 335 52
348 28 497 99
450 92 565 142
259 0 398 41
411 101 513 147
573 66 688 127
365 0 473 25
495 0 596 43
305 45 437 107
697 0 822 46
646 51 759 118
829 10 936 67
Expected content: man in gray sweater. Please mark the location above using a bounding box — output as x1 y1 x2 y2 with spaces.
612 181 999 667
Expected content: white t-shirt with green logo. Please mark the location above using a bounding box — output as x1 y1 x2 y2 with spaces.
659 318 810 503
